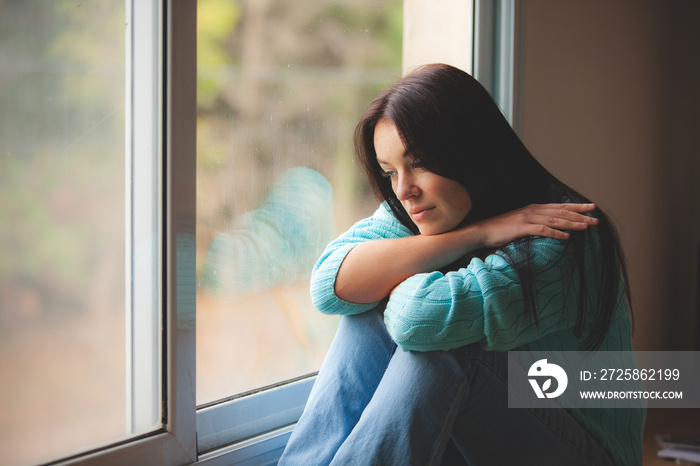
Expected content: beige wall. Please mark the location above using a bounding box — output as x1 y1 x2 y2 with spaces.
402 0 473 75
513 0 700 350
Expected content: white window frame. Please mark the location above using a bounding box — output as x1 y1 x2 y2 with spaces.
55 1 196 464
473 0 516 124
52 1 512 464
126 0 163 436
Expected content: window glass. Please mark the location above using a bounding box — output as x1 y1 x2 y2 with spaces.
0 2 161 465
196 0 402 403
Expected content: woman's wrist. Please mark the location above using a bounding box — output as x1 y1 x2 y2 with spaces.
441 222 485 256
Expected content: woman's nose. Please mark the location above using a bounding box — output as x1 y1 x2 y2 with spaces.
395 173 419 200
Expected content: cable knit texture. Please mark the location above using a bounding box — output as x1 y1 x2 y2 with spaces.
310 202 644 465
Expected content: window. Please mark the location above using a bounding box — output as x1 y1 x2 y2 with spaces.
0 1 509 465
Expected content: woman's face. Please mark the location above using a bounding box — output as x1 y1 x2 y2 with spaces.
374 118 472 236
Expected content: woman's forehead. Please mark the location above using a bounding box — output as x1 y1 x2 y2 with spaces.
374 119 408 163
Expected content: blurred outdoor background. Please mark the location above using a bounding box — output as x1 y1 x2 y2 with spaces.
0 0 401 464
0 2 127 465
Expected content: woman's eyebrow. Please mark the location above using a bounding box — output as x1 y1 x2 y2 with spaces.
376 151 409 166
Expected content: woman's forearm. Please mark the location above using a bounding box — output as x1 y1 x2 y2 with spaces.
334 225 482 304
332 203 597 304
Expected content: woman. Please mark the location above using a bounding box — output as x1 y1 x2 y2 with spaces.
279 64 644 465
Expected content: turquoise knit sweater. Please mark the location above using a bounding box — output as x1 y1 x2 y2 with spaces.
310 203 645 465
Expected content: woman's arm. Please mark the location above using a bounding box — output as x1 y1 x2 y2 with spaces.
334 227 479 304
383 236 587 352
335 203 598 304
309 203 413 315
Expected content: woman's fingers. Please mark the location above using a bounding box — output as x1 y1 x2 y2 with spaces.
526 203 596 215
475 203 599 248
538 202 596 212
540 214 595 230
535 226 571 240
523 204 599 230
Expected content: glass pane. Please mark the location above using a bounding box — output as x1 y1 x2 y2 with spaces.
0 2 161 464
196 0 402 403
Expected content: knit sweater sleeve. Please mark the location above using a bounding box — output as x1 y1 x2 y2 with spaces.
384 237 579 352
310 203 413 315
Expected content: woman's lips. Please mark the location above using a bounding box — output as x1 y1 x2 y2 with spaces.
410 206 434 221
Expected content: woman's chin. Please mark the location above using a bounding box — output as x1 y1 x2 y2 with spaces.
417 224 448 236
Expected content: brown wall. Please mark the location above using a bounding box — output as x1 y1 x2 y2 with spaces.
513 0 700 350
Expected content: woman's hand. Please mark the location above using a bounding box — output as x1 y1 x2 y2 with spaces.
473 203 598 249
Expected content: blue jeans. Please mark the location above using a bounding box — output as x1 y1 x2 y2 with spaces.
279 308 616 466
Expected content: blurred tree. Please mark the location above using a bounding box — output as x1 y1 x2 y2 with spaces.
198 0 242 110
195 0 402 273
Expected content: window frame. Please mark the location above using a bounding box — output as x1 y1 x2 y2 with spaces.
126 0 163 436
52 1 513 464
55 1 196 464
473 0 516 124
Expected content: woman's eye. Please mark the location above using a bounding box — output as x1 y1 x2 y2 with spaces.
381 170 396 179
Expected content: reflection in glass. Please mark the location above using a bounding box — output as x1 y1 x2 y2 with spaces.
196 0 403 403
201 167 334 299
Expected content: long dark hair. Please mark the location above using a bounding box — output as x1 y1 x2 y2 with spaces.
354 63 631 351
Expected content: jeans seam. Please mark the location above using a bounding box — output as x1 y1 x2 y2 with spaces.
427 361 472 466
